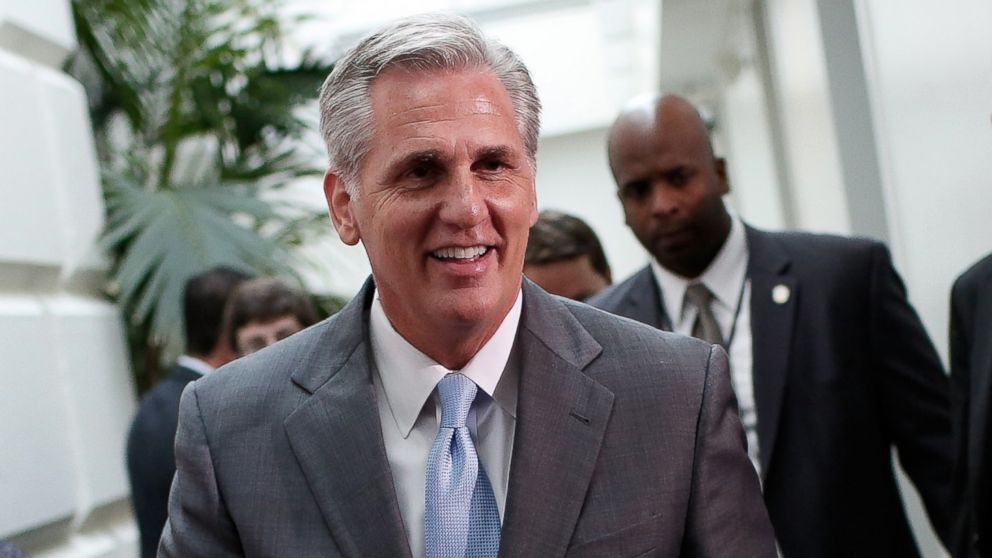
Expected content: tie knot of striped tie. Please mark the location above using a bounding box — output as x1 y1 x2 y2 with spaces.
437 373 476 429
685 282 715 307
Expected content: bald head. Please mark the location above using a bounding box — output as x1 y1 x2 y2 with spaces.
607 93 731 278
608 94 715 175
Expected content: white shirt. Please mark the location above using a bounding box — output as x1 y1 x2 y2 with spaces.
176 354 214 377
370 290 520 558
650 215 762 477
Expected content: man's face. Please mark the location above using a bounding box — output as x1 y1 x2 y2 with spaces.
609 104 730 278
235 315 305 356
525 256 609 301
326 67 537 365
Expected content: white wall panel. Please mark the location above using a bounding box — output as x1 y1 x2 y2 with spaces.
0 297 77 536
0 52 63 267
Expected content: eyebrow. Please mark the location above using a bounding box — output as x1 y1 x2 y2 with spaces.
385 149 444 173
475 145 516 161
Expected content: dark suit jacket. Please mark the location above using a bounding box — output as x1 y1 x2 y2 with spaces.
589 225 954 558
127 363 201 558
950 253 992 557
159 278 776 557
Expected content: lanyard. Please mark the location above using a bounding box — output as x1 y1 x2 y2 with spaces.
722 275 748 351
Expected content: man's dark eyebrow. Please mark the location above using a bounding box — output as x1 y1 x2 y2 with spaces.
476 145 514 160
388 149 443 172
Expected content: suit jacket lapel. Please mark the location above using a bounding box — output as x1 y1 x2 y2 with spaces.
624 266 671 330
283 280 411 558
745 226 796 481
500 281 614 557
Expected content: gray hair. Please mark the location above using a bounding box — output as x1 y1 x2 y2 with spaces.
318 13 541 195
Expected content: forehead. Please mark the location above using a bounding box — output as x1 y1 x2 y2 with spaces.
610 108 711 171
367 66 521 145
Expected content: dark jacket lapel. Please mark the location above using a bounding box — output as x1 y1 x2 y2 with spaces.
745 225 797 480
283 279 411 558
622 266 671 330
500 281 614 557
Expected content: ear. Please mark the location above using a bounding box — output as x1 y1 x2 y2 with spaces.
714 157 730 195
323 171 361 246
529 183 539 226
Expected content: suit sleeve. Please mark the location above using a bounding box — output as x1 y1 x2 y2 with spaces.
868 243 954 547
158 383 244 557
682 345 778 557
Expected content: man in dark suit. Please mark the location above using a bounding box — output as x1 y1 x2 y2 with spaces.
589 93 954 557
951 253 992 557
159 14 776 558
126 266 250 558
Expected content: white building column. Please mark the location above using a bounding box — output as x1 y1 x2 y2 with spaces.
0 1 138 556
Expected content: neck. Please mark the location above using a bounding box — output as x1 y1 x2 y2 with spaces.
405 320 501 370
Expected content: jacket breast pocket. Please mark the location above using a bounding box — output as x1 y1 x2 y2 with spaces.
565 516 660 558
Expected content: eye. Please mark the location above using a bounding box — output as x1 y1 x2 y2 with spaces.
474 158 507 174
667 167 690 187
401 157 442 185
621 180 651 200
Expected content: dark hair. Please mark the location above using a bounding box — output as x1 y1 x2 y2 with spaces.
225 277 318 350
183 267 253 356
525 210 612 283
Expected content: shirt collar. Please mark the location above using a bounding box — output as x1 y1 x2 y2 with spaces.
650 213 748 320
369 289 523 438
176 354 214 377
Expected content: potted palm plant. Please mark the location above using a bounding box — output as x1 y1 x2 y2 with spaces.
68 0 337 391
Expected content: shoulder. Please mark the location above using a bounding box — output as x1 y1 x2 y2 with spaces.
761 228 883 259
752 227 891 279
953 252 992 298
189 311 355 424
199 317 337 395
558 296 716 391
587 265 652 312
131 368 195 422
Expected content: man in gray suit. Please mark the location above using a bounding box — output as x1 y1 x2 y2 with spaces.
159 14 775 558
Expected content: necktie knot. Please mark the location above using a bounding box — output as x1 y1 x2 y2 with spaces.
685 283 714 307
437 373 477 429
686 283 725 346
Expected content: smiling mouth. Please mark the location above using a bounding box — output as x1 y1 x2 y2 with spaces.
431 245 491 261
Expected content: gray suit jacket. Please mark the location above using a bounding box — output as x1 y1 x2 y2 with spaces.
159 278 775 557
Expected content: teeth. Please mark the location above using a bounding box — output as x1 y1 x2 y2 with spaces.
433 246 488 260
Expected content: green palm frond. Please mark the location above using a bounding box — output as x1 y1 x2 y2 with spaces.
67 0 335 389
101 171 311 351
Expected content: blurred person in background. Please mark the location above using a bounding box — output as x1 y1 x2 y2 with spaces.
225 276 318 357
950 252 992 557
524 210 612 301
125 266 251 558
590 93 954 557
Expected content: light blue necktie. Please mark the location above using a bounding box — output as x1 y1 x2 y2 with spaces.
425 373 501 558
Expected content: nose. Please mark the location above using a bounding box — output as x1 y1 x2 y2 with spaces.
647 181 678 217
439 171 488 228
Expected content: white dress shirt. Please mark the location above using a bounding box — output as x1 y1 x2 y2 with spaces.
650 215 762 477
370 290 520 558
